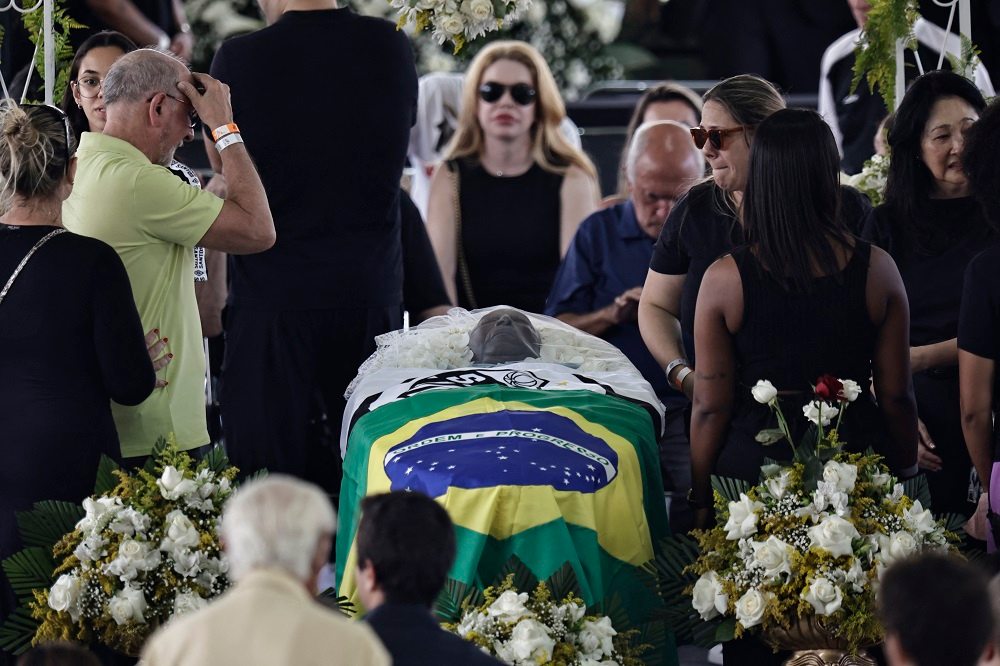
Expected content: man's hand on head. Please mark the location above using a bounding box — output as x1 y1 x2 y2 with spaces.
177 73 233 131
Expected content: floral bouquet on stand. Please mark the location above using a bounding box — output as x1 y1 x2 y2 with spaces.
0 439 243 657
649 376 964 660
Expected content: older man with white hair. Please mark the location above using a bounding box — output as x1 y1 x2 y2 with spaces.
545 120 704 530
140 475 389 666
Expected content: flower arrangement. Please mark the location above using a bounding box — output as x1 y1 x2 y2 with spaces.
685 376 957 652
349 0 623 100
388 0 531 54
19 441 238 656
846 153 889 207
447 574 645 666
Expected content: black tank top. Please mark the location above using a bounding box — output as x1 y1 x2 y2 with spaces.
715 241 886 481
453 159 564 313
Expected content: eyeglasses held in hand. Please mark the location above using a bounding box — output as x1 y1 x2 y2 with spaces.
689 125 754 150
478 82 537 106
22 104 72 173
73 76 104 99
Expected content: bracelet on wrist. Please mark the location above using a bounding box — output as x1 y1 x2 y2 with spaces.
215 133 243 153
672 366 693 391
664 357 689 381
212 123 240 142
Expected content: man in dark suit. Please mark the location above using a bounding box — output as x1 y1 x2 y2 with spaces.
355 492 503 666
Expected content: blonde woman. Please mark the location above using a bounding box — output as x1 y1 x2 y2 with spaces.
426 40 600 314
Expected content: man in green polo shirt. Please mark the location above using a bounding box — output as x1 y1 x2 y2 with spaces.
64 48 274 459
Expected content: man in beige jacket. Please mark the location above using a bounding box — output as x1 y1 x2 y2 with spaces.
140 476 389 665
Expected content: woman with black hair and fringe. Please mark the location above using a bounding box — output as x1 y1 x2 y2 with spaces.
690 108 917 526
863 70 992 519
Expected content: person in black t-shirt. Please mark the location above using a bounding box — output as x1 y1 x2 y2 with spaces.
207 0 417 494
863 71 991 519
958 99 1000 553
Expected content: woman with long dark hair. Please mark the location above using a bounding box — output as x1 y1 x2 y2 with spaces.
691 108 916 507
863 70 991 518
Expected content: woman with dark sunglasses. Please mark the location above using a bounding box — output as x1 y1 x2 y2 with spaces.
0 101 165 627
425 40 600 314
690 109 917 664
862 71 992 523
638 75 872 401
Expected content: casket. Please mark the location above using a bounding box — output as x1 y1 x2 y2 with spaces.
335 308 676 662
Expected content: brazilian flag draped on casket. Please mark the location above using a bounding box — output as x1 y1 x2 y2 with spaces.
336 365 676 665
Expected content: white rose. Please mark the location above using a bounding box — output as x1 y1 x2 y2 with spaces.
103 537 160 582
801 577 843 616
839 379 862 402
47 574 82 622
734 588 769 629
807 515 860 557
160 510 201 553
765 470 791 499
751 379 778 405
172 591 208 617
578 616 617 658
108 585 147 625
465 0 493 22
903 500 936 535
877 530 919 565
508 618 556 662
437 13 465 35
691 571 728 621
157 466 198 500
486 590 532 623
751 536 793 581
803 401 839 427
822 461 858 493
724 493 764 540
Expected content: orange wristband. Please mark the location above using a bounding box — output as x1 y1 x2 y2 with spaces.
211 123 239 142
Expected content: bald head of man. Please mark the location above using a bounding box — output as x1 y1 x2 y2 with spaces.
625 120 705 239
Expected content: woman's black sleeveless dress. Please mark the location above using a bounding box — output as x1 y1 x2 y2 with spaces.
452 159 564 314
717 241 886 484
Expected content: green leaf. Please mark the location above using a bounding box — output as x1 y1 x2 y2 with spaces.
142 436 171 475
711 476 751 503
318 587 357 616
434 577 484 623
16 501 83 549
1 547 54 601
817 445 841 462
760 463 782 477
902 474 931 509
754 429 786 446
714 616 737 643
802 457 824 493
0 605 41 656
543 561 582 603
94 454 122 496
202 444 231 475
491 554 538 597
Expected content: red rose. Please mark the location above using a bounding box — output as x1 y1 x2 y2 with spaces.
815 374 845 402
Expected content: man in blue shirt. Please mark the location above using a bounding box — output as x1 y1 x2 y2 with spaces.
545 120 703 529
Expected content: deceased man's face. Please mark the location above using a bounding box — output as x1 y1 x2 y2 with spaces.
469 309 541 364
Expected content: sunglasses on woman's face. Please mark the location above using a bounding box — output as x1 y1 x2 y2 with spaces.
689 125 754 150
478 82 537 106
